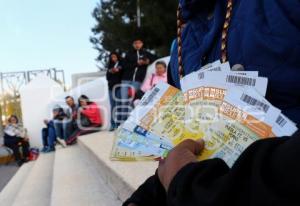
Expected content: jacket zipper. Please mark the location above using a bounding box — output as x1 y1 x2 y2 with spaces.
132 50 140 81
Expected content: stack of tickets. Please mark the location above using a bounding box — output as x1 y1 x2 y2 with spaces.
111 60 298 167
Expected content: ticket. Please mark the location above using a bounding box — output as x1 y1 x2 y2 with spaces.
181 70 268 96
127 82 204 145
111 127 172 161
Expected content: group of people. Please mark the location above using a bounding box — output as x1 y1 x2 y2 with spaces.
106 38 168 131
41 95 102 153
1 95 102 166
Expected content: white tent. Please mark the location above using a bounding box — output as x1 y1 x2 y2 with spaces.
20 75 64 147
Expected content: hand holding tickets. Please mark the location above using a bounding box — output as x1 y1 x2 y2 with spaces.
111 60 298 167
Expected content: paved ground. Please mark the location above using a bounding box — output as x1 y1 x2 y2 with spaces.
0 163 19 192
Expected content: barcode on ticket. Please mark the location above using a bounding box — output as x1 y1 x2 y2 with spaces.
276 115 287 128
208 66 221 72
226 75 256 86
198 72 205 80
240 93 270 113
141 88 160 106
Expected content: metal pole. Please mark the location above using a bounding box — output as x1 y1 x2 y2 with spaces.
61 71 66 91
137 0 141 28
0 73 3 136
52 68 57 81
0 72 4 95
0 105 3 138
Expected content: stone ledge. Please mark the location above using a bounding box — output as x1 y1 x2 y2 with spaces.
78 131 158 202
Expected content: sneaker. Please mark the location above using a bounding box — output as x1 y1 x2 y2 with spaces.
44 147 55 153
66 139 77 146
17 160 24 167
40 146 48 153
56 138 67 148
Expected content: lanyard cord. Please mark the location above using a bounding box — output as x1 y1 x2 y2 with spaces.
176 0 234 77
177 6 185 78
221 0 233 63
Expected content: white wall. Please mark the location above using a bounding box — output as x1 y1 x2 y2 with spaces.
20 76 64 147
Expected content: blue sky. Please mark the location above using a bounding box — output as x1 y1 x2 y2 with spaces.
0 0 100 86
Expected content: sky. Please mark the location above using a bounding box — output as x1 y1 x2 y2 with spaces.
0 0 100 86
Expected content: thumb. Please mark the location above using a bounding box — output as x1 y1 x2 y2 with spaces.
177 139 205 155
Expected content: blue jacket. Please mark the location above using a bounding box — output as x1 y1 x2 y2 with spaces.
169 0 300 125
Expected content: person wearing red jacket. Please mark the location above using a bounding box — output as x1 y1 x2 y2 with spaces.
66 95 102 145
79 96 102 126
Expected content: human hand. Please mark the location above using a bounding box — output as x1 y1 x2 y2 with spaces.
158 139 205 191
138 59 150 66
128 203 138 206
137 59 144 66
112 67 120 73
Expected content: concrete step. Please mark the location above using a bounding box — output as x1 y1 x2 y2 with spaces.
12 153 55 206
50 145 121 206
78 131 157 202
0 161 35 206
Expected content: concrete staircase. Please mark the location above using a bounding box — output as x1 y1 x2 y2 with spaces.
0 131 157 206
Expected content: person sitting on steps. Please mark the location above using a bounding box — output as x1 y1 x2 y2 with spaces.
66 95 103 145
3 115 30 167
54 96 79 147
41 106 67 153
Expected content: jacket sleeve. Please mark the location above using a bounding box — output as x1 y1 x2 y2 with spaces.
145 51 156 65
124 53 138 72
80 105 99 119
167 131 300 206
123 131 300 206
123 171 167 206
140 75 152 92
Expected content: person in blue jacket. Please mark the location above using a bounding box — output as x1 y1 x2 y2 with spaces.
168 0 300 125
123 1 300 206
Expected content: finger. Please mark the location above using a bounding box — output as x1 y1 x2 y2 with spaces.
176 139 205 155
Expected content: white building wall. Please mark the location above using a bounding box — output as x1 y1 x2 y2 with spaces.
20 76 64 147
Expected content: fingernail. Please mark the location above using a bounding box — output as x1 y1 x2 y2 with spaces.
197 139 205 144
196 139 205 149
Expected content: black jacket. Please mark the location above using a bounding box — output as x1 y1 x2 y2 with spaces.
124 131 300 206
122 49 155 83
106 60 123 90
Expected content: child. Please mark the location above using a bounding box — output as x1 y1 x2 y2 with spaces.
134 61 168 104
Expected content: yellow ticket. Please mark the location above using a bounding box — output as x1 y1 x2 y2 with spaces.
128 82 204 145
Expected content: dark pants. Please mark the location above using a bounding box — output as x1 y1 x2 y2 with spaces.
41 121 56 149
4 134 30 162
109 88 120 128
118 80 142 123
54 119 77 141
65 123 102 145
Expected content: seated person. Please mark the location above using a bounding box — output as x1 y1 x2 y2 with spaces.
41 106 66 152
134 61 168 105
54 96 79 146
3 115 30 166
66 95 102 145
